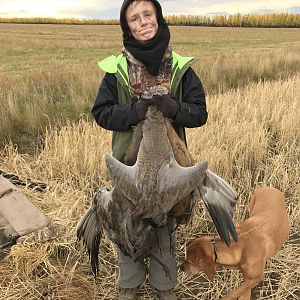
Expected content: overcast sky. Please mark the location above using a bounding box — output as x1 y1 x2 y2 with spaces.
0 0 299 19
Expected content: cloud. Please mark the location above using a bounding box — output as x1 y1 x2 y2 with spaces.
58 0 121 18
58 7 119 19
0 0 81 18
158 0 300 16
0 0 299 19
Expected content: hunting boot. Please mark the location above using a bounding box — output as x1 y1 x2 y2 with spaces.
158 289 177 300
118 287 138 300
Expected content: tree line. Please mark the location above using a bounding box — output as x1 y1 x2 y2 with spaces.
0 17 119 25
166 13 300 27
0 13 299 28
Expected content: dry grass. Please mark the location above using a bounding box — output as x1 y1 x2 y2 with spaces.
194 46 300 94
0 74 299 299
1 24 300 150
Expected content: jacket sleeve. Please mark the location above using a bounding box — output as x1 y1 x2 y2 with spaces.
91 73 139 131
173 67 208 128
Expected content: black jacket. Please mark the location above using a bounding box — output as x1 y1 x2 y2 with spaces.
92 67 207 132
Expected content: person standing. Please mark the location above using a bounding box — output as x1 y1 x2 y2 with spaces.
91 1 207 299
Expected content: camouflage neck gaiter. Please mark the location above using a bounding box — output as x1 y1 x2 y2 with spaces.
123 46 172 97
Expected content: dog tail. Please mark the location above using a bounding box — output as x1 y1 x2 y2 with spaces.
199 170 238 246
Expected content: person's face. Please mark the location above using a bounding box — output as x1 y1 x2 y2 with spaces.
125 1 158 43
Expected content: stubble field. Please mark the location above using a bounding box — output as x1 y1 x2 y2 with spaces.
0 24 299 299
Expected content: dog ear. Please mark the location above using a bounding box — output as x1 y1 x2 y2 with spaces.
202 259 216 281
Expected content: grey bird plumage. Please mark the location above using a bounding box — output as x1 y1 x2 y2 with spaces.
106 106 238 244
77 187 156 276
105 106 208 226
77 102 238 275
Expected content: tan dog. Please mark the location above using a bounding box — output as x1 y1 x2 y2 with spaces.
181 186 290 300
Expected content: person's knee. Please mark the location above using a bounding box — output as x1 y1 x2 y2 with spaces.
153 229 176 255
118 251 147 288
148 255 177 290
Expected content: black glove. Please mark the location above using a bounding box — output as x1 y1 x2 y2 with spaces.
133 97 158 121
154 94 178 119
133 101 148 121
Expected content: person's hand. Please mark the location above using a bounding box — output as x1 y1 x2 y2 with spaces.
133 101 148 121
133 96 159 121
153 94 178 119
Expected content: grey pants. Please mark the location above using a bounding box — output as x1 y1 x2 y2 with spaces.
118 223 177 291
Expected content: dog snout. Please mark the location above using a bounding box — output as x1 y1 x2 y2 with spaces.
179 260 196 276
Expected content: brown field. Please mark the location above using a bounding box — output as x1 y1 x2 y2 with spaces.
0 24 300 149
0 24 299 299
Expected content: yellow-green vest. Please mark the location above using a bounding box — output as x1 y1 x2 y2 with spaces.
98 51 195 161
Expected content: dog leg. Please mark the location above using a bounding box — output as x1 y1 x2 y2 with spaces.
237 289 251 300
223 264 264 300
223 277 261 300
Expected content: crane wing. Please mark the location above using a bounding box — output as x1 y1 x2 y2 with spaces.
199 170 238 246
